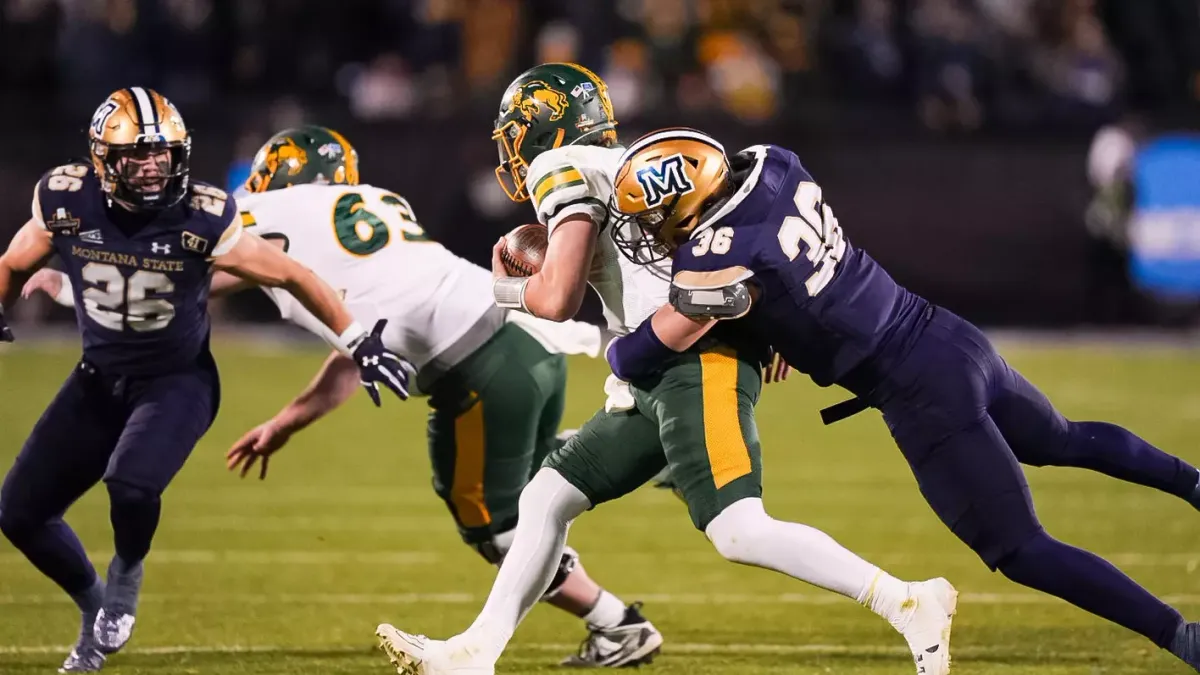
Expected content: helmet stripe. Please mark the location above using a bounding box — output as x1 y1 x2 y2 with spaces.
129 87 160 134
620 128 724 166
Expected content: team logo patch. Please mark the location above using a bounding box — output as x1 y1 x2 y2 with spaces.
635 154 695 208
47 208 80 236
509 80 570 122
181 231 209 254
90 100 119 136
317 142 342 160
79 229 103 245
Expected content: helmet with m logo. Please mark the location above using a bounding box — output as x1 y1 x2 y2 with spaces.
610 128 731 264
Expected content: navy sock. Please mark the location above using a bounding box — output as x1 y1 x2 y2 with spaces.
106 481 160 566
71 578 105 616
999 531 1183 647
1066 422 1200 499
0 514 99 597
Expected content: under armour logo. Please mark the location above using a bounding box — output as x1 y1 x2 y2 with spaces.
361 355 380 367
151 243 171 254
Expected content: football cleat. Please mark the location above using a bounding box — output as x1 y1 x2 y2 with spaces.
93 559 142 654
92 610 135 655
375 624 494 675
895 578 957 675
561 602 663 668
59 614 106 673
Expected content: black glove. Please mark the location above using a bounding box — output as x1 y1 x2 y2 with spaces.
351 319 415 405
0 306 12 343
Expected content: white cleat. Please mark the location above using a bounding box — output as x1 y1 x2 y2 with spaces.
375 624 494 675
897 578 957 675
92 609 135 654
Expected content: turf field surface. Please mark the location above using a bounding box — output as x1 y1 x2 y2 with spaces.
2 336 1199 674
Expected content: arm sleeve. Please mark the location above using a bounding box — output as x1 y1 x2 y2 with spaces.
604 318 676 381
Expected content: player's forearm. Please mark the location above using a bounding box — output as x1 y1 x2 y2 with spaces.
210 271 254 297
606 305 715 381
521 271 586 322
274 352 360 432
281 268 354 336
651 304 716 351
1 219 54 306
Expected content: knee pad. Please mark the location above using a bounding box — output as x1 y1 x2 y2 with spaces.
468 528 517 565
705 498 773 564
540 546 579 600
105 480 160 507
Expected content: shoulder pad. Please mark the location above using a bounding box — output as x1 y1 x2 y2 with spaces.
670 267 755 320
185 182 241 256
34 163 98 234
526 148 609 230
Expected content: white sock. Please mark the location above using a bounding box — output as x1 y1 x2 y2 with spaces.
460 469 591 661
583 590 626 629
705 498 904 609
856 568 914 629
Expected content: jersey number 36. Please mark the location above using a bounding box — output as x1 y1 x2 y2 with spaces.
777 181 846 297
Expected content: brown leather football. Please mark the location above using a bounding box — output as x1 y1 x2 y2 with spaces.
500 223 549 277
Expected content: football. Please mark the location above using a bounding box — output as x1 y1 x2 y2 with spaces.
500 223 548 277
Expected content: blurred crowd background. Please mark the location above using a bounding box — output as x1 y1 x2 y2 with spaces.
3 0 1200 328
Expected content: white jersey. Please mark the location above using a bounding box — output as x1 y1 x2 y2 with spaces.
238 184 496 370
237 184 605 373
525 145 671 335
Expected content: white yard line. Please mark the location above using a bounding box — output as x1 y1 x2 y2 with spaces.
0 642 1126 658
0 550 437 565
3 591 1200 606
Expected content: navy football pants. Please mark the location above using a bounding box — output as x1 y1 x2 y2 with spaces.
0 360 218 595
875 308 1190 647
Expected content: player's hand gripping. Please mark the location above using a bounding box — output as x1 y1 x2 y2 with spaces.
491 237 510 279
763 348 791 384
226 419 292 480
351 319 416 405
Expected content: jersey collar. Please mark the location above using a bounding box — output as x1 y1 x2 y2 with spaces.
690 144 768 240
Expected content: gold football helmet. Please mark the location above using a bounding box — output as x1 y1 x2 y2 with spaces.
88 87 191 211
610 128 731 264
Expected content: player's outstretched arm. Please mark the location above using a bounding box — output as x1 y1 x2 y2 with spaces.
605 304 715 381
226 351 360 480
493 215 595 321
0 218 56 341
212 230 415 404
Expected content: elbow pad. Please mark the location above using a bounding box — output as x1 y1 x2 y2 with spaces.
669 267 755 320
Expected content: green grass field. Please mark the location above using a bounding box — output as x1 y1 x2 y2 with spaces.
2 338 1200 674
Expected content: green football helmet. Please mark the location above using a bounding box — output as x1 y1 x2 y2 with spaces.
245 125 360 193
493 62 618 202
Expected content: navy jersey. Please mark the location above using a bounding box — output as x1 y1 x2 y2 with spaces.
671 145 927 388
32 163 242 376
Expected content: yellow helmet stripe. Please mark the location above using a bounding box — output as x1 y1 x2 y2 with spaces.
532 167 584 205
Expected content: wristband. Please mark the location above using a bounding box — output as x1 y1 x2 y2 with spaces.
493 277 529 312
336 321 368 355
605 321 675 381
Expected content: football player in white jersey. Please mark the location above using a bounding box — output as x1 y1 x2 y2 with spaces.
374 65 956 675
23 125 660 668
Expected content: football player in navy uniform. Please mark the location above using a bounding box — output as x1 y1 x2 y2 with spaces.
0 88 414 673
604 128 1200 670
